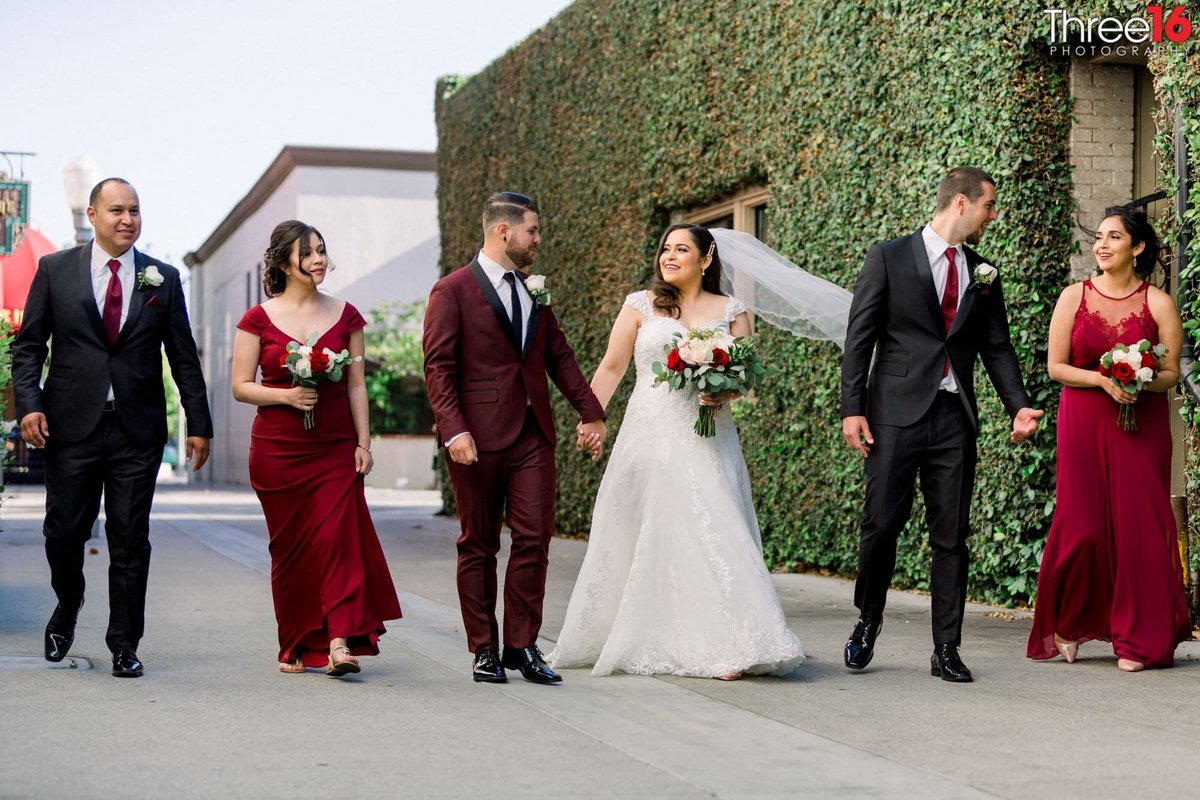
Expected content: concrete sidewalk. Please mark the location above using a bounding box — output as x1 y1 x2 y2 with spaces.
1 482 1197 799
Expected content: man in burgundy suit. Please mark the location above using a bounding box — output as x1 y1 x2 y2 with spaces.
423 191 606 684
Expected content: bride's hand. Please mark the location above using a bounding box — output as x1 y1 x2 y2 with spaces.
699 391 738 407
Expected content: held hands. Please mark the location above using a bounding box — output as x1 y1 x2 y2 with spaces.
576 420 607 461
1010 407 1045 444
286 386 318 412
448 433 478 465
842 415 874 457
19 412 49 448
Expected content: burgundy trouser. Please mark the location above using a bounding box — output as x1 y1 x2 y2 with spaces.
446 413 556 653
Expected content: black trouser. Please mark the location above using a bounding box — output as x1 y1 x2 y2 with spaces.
43 410 162 654
854 391 976 646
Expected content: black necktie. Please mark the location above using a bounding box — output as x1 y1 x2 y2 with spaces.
503 272 523 346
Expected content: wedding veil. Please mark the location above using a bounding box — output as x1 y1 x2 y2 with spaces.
709 228 852 349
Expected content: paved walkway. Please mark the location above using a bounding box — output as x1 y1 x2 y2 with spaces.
1 483 1197 799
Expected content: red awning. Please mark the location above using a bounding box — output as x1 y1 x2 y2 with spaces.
0 228 58 328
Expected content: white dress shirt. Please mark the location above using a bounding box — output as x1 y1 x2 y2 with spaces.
477 250 533 345
91 243 136 401
921 225 966 394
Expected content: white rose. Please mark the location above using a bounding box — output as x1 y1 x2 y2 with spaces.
296 359 312 379
1118 349 1142 367
142 265 165 286
1136 367 1154 383
710 333 735 352
525 274 546 291
677 339 707 365
298 345 313 357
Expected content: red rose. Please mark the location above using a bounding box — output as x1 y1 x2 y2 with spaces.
1141 352 1158 369
310 351 331 373
279 353 291 367
666 349 686 372
1098 363 1111 378
710 348 730 368
1111 361 1135 382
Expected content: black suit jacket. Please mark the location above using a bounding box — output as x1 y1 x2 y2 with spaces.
839 228 1030 431
12 243 213 448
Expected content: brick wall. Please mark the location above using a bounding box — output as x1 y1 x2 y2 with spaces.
1069 61 1135 280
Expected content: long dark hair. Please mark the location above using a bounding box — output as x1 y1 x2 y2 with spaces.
263 220 327 297
649 224 725 319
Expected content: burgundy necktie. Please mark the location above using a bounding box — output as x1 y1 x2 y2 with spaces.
103 259 122 343
941 247 959 377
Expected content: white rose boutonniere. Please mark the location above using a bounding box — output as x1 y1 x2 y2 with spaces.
137 265 165 289
972 263 998 288
525 274 550 306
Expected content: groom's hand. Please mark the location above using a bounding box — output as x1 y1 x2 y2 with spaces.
19 412 49 448
186 436 211 472
448 433 478 465
577 420 606 461
842 416 873 457
1010 407 1044 443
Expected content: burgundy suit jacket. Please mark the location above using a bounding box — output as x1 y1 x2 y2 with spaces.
423 259 604 452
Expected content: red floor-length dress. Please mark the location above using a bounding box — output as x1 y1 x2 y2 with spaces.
1028 281 1191 667
238 302 402 667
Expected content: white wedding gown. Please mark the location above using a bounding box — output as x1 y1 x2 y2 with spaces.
550 291 805 677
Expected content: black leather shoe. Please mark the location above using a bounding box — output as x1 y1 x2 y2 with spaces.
472 649 507 683
112 650 144 678
930 644 973 683
844 617 882 670
44 599 83 663
502 645 562 684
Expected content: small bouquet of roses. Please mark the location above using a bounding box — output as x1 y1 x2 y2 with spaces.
651 328 765 437
1098 338 1166 431
280 331 363 429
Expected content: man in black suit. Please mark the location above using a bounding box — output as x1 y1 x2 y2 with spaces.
839 167 1042 682
12 178 212 678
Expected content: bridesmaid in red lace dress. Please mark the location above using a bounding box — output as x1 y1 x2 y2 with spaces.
1029 207 1191 671
232 220 401 676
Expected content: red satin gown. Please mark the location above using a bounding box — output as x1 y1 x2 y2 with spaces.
238 303 402 667
1028 281 1191 667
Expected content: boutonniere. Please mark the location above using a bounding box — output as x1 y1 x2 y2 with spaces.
524 274 551 306
972 263 998 289
137 265 165 289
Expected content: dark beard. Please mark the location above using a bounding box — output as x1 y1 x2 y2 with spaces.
506 241 535 269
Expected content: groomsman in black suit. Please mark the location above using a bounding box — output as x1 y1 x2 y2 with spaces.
12 178 213 677
839 167 1042 682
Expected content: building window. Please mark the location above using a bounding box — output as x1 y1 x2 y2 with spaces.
676 187 769 242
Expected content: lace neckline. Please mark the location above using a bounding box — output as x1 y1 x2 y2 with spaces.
1085 278 1148 301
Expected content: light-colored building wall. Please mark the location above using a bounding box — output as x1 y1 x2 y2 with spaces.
185 147 438 487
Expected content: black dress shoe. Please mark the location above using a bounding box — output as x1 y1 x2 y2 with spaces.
112 650 144 678
844 617 882 670
502 645 562 684
930 644 973 683
44 600 83 663
472 648 507 683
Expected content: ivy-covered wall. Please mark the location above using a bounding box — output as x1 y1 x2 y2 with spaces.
435 0 1081 605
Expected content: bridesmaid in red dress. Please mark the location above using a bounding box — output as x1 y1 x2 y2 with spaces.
1029 207 1191 671
232 220 401 675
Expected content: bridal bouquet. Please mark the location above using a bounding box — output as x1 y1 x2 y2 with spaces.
1098 339 1166 431
651 328 765 437
280 331 362 429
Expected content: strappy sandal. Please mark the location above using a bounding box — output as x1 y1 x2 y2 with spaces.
279 658 306 674
326 645 361 676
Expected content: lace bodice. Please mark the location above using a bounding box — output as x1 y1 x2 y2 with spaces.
623 290 748 391
1070 280 1157 369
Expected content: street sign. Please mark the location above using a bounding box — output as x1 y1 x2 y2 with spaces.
1 179 30 256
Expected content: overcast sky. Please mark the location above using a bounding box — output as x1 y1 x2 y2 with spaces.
4 0 574 262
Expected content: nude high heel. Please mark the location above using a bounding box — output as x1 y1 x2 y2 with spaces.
1053 634 1079 664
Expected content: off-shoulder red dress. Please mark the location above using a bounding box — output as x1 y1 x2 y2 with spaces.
237 302 402 668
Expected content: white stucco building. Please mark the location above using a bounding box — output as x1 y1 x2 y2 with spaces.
184 145 438 487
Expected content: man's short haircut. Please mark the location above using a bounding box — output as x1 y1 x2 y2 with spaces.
935 167 995 211
89 177 135 208
482 191 538 231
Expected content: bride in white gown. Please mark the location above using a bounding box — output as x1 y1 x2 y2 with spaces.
550 224 807 679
